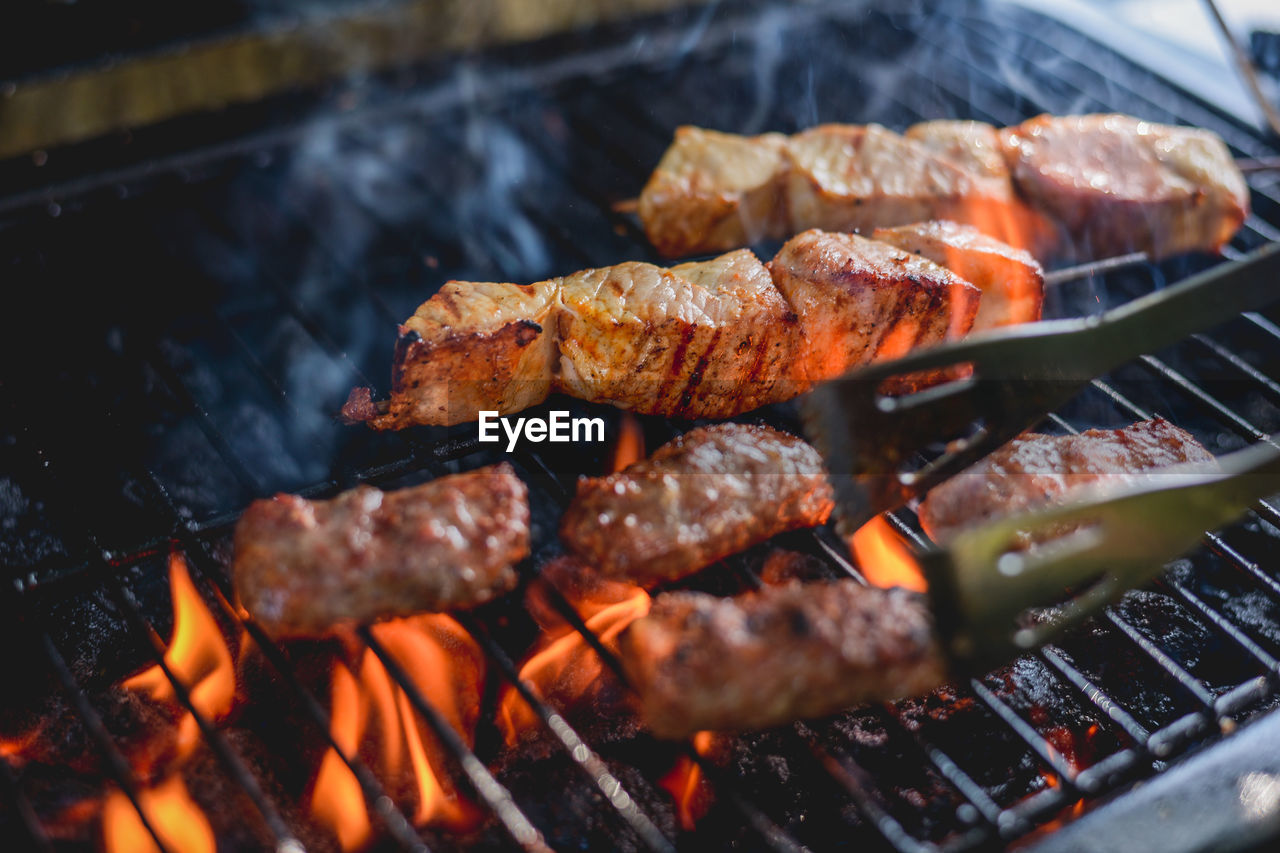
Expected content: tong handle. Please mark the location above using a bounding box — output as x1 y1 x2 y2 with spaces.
926 439 1280 674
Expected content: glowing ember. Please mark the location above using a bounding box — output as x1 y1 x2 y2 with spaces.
310 614 483 850
122 553 237 762
658 731 716 830
849 517 927 592
102 775 215 853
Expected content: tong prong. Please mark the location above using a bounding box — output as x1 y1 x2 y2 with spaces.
803 243 1280 533
924 439 1280 674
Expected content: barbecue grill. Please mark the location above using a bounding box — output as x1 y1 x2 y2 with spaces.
6 0 1280 851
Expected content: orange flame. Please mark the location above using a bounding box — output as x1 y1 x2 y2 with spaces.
122 553 236 761
102 775 215 853
658 731 716 831
943 197 1047 334
610 413 645 472
310 614 483 850
499 580 650 746
849 517 927 592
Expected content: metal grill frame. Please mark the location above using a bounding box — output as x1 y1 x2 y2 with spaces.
6 1 1280 851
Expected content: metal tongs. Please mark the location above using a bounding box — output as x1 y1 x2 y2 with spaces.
802 242 1280 671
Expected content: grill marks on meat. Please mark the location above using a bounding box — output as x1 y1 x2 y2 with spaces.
619 580 946 738
917 418 1216 546
358 227 981 428
560 424 834 586
638 113 1248 260
233 464 529 637
873 220 1044 333
555 251 797 419
769 230 980 377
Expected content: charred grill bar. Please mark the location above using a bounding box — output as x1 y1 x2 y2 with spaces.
6 0 1280 851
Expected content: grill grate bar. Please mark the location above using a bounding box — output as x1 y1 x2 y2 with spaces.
1161 577 1280 676
0 753 52 853
1189 333 1280 403
1101 610 1221 713
494 520 816 852
1136 354 1272 444
1036 647 1151 745
108 452 433 851
357 625 551 853
37 630 174 853
966 681 1079 787
454 612 678 853
878 708 1006 828
108 575 301 849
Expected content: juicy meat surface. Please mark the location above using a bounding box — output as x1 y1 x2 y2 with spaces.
636 114 1248 260
873 220 1044 333
560 424 834 586
638 126 790 257
786 123 1011 238
917 418 1215 545
619 580 946 738
233 464 529 637
356 226 982 428
769 229 981 381
555 250 799 418
1002 113 1249 260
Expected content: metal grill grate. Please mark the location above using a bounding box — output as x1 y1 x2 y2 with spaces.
6 1 1280 850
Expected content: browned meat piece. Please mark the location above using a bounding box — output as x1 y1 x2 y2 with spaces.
560 424 834 586
233 464 529 637
786 123 1012 239
352 226 982 429
873 220 1044 333
637 126 790 257
555 250 799 419
635 114 1248 261
359 279 560 430
619 580 946 738
917 418 1215 546
768 229 980 382
904 120 1014 198
1001 113 1249 260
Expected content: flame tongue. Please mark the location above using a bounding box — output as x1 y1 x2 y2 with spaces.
309 614 484 850
122 553 237 762
104 553 234 852
849 517 927 592
102 776 215 853
658 731 716 831
498 559 650 747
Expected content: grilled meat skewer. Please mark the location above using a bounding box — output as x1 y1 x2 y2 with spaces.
347 224 1010 429
560 424 834 586
917 417 1215 547
233 464 529 637
620 579 946 738
638 114 1249 261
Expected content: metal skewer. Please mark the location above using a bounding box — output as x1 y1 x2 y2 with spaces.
1203 0 1280 138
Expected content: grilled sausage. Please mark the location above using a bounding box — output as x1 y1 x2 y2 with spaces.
233 464 529 637
560 424 834 586
619 580 946 738
917 418 1216 546
350 227 982 429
